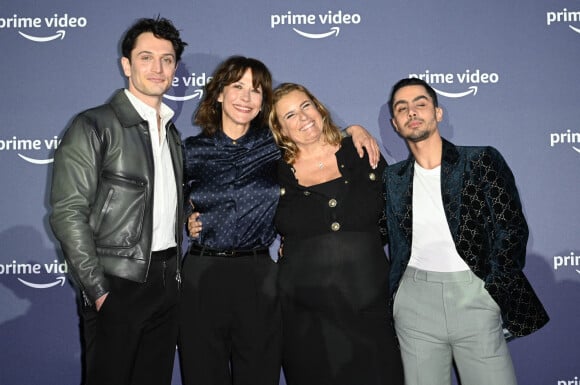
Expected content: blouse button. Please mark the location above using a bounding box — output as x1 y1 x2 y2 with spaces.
331 222 341 231
280 187 286 196
328 199 337 208
369 172 376 181
304 191 311 196
344 180 349 184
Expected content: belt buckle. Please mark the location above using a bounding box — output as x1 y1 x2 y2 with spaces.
216 250 235 257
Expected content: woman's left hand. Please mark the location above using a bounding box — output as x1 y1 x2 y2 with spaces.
188 212 202 238
346 125 380 169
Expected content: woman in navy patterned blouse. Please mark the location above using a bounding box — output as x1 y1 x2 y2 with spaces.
179 56 281 385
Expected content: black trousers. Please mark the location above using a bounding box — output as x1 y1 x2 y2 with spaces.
178 251 282 385
281 294 404 385
81 253 179 385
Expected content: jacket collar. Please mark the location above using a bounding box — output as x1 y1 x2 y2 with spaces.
439 138 462 241
389 137 462 243
397 137 459 174
109 89 147 128
441 137 460 166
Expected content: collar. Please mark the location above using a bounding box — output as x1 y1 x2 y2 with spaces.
213 124 265 149
398 137 459 176
123 89 174 123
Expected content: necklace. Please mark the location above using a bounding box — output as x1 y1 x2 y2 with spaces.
317 161 324 170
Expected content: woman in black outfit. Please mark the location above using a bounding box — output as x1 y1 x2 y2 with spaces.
269 83 404 385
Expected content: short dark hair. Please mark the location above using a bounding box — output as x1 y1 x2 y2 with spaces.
388 77 438 116
194 56 273 136
121 16 187 62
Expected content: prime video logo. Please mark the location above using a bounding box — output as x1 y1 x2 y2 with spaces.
407 69 500 98
553 252 580 274
550 129 580 154
164 72 212 102
0 259 68 289
270 10 361 39
557 376 580 385
0 135 60 164
0 13 88 42
546 8 580 34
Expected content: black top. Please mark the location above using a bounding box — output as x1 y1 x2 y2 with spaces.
275 137 389 310
276 137 387 241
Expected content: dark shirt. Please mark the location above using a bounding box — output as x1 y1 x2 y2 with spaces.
275 137 387 241
183 126 280 250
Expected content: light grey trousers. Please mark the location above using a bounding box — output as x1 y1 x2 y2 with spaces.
393 266 517 385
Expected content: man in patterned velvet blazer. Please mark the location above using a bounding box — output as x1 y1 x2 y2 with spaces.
383 77 549 385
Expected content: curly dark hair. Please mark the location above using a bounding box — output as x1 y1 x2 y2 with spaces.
387 77 438 117
121 16 187 62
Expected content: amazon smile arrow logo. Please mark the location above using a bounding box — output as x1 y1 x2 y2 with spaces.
18 276 66 289
18 30 65 42
293 27 339 39
17 154 54 164
433 86 478 98
164 89 204 102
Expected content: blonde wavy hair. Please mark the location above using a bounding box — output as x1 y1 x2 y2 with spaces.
269 83 342 164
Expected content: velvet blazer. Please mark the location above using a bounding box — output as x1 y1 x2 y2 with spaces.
384 138 549 338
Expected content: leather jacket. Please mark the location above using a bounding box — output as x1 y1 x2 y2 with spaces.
50 90 184 304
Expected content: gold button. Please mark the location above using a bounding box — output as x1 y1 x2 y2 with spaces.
331 222 340 231
369 172 376 181
328 199 337 208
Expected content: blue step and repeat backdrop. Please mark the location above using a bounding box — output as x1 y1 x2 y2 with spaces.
1 0 579 384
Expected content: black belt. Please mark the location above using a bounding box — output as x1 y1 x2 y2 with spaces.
189 244 269 258
151 247 177 261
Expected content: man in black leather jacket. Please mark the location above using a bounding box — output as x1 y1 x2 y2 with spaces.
50 17 187 385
